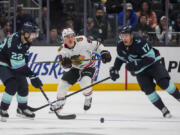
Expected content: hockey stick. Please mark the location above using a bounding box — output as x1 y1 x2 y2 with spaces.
38 87 76 119
33 58 101 64
28 77 111 112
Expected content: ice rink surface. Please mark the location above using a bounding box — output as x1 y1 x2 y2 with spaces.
0 91 180 135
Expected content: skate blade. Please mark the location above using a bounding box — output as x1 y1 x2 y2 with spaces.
16 113 34 120
1 117 8 122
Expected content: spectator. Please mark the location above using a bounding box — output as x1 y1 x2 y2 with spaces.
136 0 157 29
63 3 82 34
49 0 63 28
0 12 6 29
65 19 74 31
155 16 173 44
50 26 58 44
161 0 180 26
127 0 142 12
134 15 152 40
0 20 11 41
118 3 138 29
42 6 48 35
79 17 102 42
94 6 108 41
105 0 122 14
15 6 37 32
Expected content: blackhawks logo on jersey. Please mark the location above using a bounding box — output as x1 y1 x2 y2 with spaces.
76 37 84 42
71 55 85 65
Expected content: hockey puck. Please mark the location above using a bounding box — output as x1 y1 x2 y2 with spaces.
100 117 104 123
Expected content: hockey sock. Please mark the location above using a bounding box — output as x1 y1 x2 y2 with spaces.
84 90 93 97
16 94 28 110
80 76 93 97
165 81 180 100
0 92 13 110
147 91 166 110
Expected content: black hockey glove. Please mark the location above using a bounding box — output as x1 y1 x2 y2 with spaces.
30 74 43 88
109 67 119 81
61 57 72 68
100 50 112 63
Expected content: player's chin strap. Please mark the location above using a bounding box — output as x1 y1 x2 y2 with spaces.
38 87 76 120
28 77 111 113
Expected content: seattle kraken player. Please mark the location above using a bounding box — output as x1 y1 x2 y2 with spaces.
0 23 43 122
109 25 180 118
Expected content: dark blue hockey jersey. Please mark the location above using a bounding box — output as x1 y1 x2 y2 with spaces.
114 36 161 75
0 33 33 76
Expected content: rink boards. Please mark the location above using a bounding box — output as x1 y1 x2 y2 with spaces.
0 46 180 92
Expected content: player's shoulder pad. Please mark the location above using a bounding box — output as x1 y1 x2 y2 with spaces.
75 35 86 42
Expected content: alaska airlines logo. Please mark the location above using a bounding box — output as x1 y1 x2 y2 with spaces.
28 52 101 81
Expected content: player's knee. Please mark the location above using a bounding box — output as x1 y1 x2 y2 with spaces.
17 84 28 97
4 78 18 95
17 89 28 97
140 85 155 95
157 78 170 90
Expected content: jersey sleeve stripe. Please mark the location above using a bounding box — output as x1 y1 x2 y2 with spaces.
0 59 10 66
117 55 126 62
144 56 155 61
15 65 28 71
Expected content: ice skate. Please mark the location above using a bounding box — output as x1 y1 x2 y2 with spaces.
161 107 172 118
49 104 63 114
16 108 35 119
84 96 92 111
0 108 9 122
49 98 65 114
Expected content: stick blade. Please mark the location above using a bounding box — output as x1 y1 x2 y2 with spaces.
27 105 38 112
57 114 76 120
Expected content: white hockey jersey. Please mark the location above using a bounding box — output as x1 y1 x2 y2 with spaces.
58 36 105 69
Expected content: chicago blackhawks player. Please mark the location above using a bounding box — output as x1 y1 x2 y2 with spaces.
55 28 111 113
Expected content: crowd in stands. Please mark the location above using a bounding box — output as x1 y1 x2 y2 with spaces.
0 0 180 45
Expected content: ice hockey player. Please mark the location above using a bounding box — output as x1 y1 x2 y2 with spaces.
0 22 43 122
54 28 111 113
109 25 180 118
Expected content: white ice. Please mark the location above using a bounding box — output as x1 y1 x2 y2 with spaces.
0 91 180 135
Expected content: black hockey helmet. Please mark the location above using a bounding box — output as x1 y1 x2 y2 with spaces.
21 22 39 44
118 25 132 34
21 22 39 36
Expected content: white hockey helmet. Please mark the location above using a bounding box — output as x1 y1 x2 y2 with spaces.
62 28 75 39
